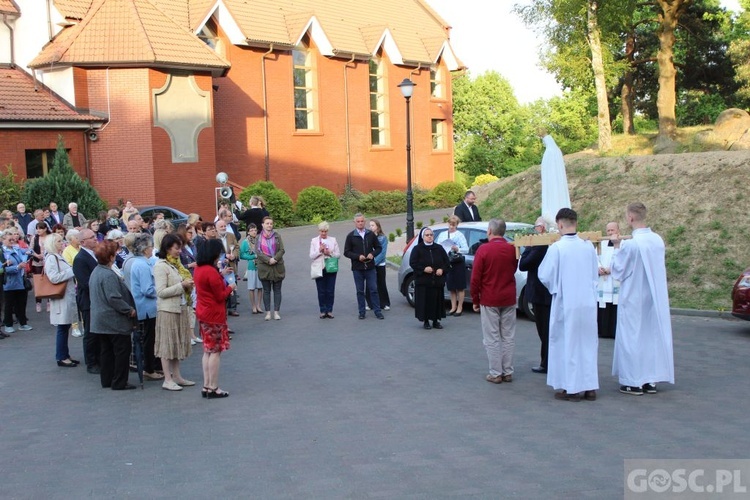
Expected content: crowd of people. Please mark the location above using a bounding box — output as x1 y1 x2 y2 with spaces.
2 196 674 402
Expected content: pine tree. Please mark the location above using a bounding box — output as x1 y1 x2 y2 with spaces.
22 136 106 216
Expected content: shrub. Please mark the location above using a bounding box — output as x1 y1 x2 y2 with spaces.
339 185 364 216
358 190 406 215
473 173 499 186
442 216 449 223
238 181 294 227
430 218 435 225
296 186 342 223
388 232 395 242
428 181 465 208
0 165 23 212
396 228 402 237
416 221 423 229
22 136 106 218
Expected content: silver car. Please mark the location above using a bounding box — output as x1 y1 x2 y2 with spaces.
397 221 536 320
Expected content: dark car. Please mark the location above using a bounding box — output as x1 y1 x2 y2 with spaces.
732 267 750 320
397 221 536 320
137 206 189 227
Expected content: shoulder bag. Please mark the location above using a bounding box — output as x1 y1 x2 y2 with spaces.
33 256 67 299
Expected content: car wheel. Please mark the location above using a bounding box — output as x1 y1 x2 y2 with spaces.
405 275 416 308
521 287 535 322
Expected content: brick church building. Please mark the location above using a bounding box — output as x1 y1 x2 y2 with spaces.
0 0 461 216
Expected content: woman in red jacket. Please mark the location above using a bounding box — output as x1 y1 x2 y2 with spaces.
194 239 236 399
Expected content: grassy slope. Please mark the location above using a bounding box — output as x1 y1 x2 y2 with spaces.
478 149 750 311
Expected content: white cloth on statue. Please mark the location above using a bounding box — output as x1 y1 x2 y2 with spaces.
540 135 571 223
538 234 599 394
610 227 674 387
598 242 620 307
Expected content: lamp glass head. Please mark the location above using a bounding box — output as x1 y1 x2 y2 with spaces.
398 78 416 98
216 172 228 185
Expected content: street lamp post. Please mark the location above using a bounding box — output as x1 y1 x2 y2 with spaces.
398 78 416 242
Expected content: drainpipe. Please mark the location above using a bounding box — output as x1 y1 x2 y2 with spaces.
83 129 91 180
408 63 422 186
343 54 356 188
261 44 274 181
46 0 53 40
2 14 14 67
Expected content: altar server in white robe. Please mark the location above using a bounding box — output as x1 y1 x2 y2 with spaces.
610 202 674 396
539 208 600 402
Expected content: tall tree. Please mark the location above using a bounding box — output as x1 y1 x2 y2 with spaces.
515 0 627 151
654 0 689 147
587 0 612 151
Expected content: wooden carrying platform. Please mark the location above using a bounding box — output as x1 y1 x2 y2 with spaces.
512 231 626 258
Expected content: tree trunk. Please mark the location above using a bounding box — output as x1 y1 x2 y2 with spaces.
655 0 686 146
587 0 612 152
621 30 636 135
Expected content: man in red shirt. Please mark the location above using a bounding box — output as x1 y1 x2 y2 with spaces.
471 219 519 384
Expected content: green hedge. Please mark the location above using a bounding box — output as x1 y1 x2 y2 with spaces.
238 181 294 227
296 186 342 223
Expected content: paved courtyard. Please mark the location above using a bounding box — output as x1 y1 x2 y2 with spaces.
2 213 749 499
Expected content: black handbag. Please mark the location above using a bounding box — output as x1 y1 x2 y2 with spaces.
448 251 465 264
23 274 33 291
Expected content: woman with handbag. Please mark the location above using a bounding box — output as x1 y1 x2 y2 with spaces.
30 221 51 313
409 227 450 330
240 223 263 314
2 229 33 335
43 233 79 367
309 221 340 319
436 215 469 316
255 217 285 321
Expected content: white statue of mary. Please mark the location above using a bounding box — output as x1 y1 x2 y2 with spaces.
540 134 571 224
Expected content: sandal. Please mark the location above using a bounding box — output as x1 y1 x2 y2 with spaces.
206 387 230 399
201 386 210 398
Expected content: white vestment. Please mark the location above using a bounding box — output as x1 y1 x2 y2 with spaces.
540 135 571 224
598 242 620 307
610 228 674 387
538 234 599 393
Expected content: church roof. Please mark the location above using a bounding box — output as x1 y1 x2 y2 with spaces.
0 66 104 124
29 0 230 74
36 0 461 70
0 0 20 15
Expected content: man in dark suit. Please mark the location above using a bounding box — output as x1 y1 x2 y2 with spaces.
73 229 100 373
343 213 384 320
518 217 552 374
46 202 64 228
454 190 481 222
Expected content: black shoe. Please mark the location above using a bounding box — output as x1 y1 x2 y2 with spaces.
57 360 77 367
227 329 235 334
206 388 229 399
619 385 644 396
68 358 80 365
375 313 384 320
453 311 462 317
642 383 657 394
432 321 443 329
87 366 101 374
112 384 137 390
423 321 432 330
359 313 366 320
531 366 547 374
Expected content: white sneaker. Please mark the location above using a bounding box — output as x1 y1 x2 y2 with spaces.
190 339 197 346
18 324 33 331
274 312 281 320
194 337 203 343
365 306 371 311
383 306 391 311
71 326 83 338
265 312 271 321
3 326 14 334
